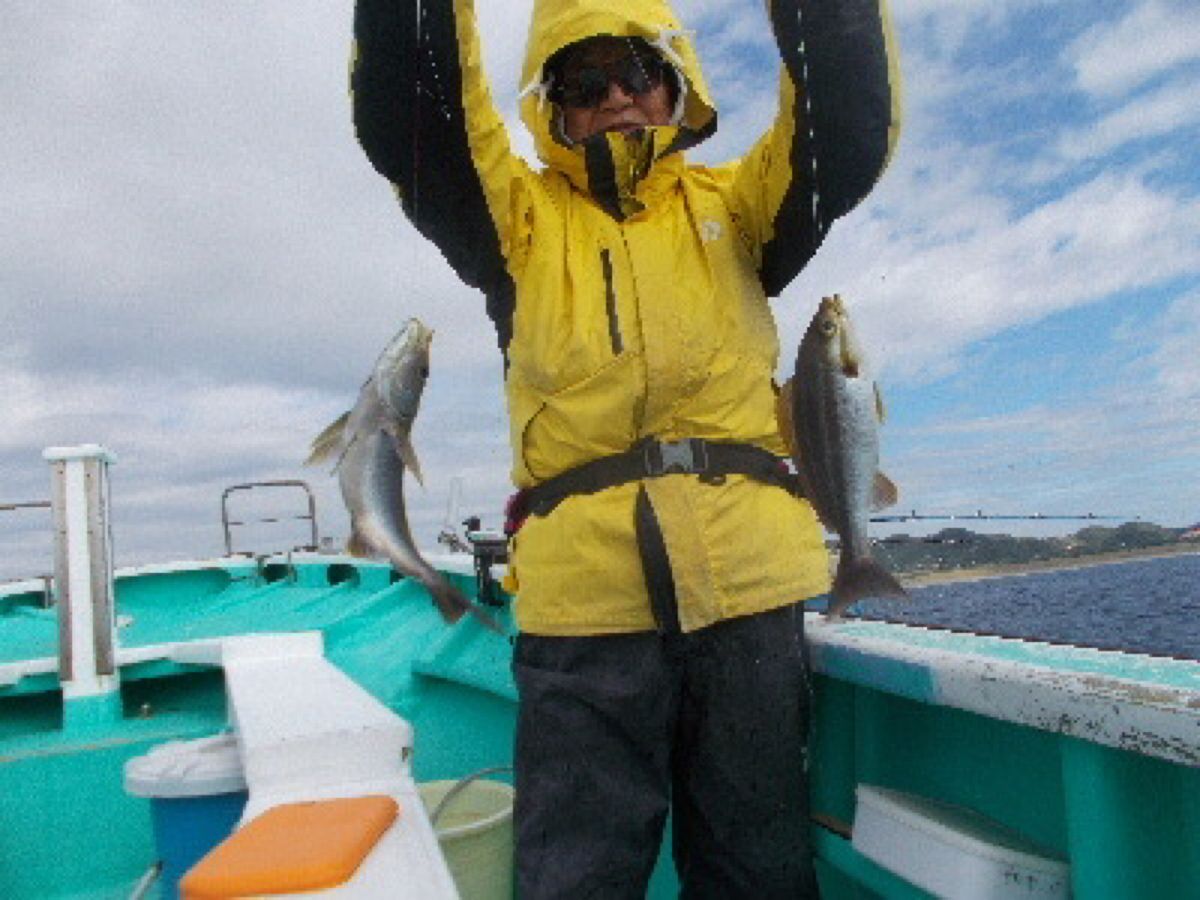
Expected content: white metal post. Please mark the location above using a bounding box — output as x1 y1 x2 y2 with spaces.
44 445 120 711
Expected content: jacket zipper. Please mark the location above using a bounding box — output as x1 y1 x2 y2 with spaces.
600 249 624 355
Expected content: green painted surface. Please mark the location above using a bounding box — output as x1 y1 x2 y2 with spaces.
0 670 228 899
0 588 58 664
810 673 1070 854
61 691 124 733
808 671 1200 899
2 559 1198 898
812 640 939 705
1060 737 1200 898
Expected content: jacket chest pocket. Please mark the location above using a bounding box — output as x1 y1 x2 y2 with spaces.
511 242 631 393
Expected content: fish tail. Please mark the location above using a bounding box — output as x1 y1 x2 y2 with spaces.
429 578 503 633
828 556 908 619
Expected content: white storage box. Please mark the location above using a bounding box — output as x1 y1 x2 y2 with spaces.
852 785 1070 899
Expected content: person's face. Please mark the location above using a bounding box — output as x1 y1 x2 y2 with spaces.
554 38 675 143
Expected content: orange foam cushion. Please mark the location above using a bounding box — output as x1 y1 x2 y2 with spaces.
180 795 399 899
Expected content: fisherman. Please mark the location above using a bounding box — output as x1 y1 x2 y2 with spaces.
351 0 900 894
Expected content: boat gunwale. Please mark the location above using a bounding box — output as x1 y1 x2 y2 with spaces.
807 613 1200 767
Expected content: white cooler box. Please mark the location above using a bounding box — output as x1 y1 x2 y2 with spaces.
852 785 1070 899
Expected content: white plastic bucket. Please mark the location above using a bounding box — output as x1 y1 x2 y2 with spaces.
419 778 514 900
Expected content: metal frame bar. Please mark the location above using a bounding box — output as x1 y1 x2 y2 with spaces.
50 461 72 683
220 480 319 556
0 500 52 512
84 457 115 677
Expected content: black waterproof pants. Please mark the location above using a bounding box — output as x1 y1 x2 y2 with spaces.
512 601 819 899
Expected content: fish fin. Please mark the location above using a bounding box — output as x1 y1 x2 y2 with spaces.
871 471 899 511
388 429 424 488
775 377 797 457
428 579 503 633
828 556 908 619
345 526 375 558
305 411 351 467
874 382 886 423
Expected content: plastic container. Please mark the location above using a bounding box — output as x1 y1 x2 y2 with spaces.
419 778 515 900
852 785 1070 899
124 733 249 900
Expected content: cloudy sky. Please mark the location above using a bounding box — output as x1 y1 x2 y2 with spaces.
3 0 1199 579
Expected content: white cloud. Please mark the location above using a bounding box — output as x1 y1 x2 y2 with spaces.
888 389 1200 533
778 144 1200 386
1143 290 1200 402
888 0 1065 60
1067 0 1200 99
879 286 1200 529
1057 75 1200 161
4 0 1200 579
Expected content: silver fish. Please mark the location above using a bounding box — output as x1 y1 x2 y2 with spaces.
781 295 907 619
307 319 494 629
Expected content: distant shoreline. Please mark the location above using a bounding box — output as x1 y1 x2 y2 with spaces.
897 542 1200 587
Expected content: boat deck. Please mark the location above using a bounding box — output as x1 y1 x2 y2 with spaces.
1 555 515 706
0 557 518 900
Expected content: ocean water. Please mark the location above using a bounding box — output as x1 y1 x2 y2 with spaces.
850 553 1200 661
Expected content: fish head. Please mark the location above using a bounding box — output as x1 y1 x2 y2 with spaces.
806 294 864 379
374 318 434 426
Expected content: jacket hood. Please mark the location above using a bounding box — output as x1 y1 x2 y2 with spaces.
518 0 717 189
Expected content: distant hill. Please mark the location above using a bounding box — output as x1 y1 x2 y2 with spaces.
868 522 1189 575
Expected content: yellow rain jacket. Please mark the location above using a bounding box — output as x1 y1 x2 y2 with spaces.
352 0 901 635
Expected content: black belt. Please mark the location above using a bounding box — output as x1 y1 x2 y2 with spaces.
510 437 802 522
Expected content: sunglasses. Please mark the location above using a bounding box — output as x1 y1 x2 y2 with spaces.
548 52 669 109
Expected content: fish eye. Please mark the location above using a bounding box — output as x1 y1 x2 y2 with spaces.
819 318 838 336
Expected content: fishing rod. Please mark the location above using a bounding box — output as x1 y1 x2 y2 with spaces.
869 512 1135 523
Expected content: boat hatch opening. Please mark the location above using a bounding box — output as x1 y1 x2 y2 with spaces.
326 564 359 587
220 481 319 557
261 563 294 584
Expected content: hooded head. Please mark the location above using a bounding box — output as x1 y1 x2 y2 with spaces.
518 0 717 187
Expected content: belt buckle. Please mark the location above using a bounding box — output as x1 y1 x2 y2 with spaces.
645 438 708 477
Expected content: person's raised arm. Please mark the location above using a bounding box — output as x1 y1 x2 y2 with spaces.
729 0 902 295
351 0 526 297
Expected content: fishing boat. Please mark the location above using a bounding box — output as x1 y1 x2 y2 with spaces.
2 445 1197 899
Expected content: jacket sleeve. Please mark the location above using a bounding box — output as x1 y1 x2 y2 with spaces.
729 0 902 296
351 0 524 300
